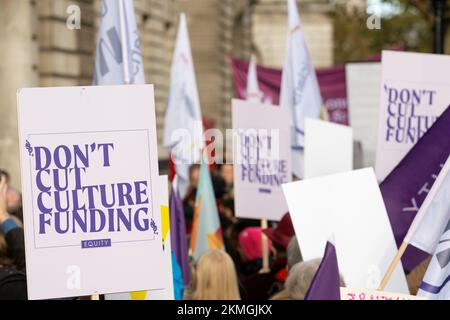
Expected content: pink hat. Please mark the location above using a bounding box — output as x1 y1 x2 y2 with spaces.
239 227 272 261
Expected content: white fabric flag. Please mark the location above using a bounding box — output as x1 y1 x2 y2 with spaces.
163 13 204 199
406 156 450 254
246 55 272 105
246 55 263 103
403 155 450 299
417 218 450 299
280 0 323 178
93 0 145 85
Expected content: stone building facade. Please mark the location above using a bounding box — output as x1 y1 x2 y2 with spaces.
0 0 335 188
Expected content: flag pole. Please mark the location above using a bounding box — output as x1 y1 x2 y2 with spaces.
91 1 129 301
378 241 409 290
91 293 100 300
261 219 269 270
118 0 131 85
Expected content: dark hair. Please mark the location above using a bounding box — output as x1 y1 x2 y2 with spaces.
0 234 13 267
0 169 10 183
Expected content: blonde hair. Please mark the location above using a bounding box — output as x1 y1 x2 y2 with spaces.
192 250 241 300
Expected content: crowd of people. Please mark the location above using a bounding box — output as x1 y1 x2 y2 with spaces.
178 163 336 300
0 164 428 300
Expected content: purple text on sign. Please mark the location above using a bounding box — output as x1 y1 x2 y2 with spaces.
81 238 112 249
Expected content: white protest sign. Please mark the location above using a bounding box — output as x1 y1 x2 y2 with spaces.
304 118 353 179
340 287 426 300
232 99 291 221
105 176 174 300
346 62 381 168
375 51 450 182
282 168 409 293
17 85 166 300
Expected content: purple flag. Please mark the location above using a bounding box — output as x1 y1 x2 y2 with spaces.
229 56 349 125
380 105 450 272
305 241 341 300
169 184 191 286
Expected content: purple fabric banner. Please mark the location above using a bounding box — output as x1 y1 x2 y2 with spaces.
229 57 349 125
169 186 191 286
305 241 341 300
380 105 450 272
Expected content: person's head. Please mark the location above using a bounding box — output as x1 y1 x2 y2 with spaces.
285 259 321 300
6 188 22 216
189 165 201 189
0 170 10 185
192 250 241 300
262 213 295 258
286 259 346 300
287 236 303 270
220 164 233 186
238 227 272 262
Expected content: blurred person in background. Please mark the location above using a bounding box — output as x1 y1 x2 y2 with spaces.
240 212 295 300
214 164 236 230
183 164 200 233
222 218 261 282
285 259 345 300
238 227 273 276
285 259 321 300
270 235 303 300
219 164 233 192
0 172 27 300
218 186 237 231
0 169 23 223
189 250 241 300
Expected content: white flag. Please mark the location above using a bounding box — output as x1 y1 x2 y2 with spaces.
404 156 450 299
417 218 450 299
163 13 204 199
246 55 263 103
93 0 145 85
406 156 450 254
280 0 323 178
246 55 272 105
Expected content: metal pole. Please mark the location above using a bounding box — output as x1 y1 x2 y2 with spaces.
433 0 447 54
118 0 131 84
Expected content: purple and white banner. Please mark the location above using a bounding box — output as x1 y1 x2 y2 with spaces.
229 57 349 126
17 85 166 300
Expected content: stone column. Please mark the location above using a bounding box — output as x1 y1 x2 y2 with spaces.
0 0 39 189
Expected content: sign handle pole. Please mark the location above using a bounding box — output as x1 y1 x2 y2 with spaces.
378 241 408 290
118 0 131 85
261 219 269 270
91 294 100 300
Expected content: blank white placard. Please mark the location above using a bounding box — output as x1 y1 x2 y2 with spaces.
282 168 409 293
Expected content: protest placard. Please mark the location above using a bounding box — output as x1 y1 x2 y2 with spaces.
346 62 381 168
282 168 409 293
304 118 353 179
340 287 426 300
375 51 450 182
232 99 291 221
105 176 174 300
17 85 166 299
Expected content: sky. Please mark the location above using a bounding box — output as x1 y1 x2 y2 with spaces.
366 0 403 17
